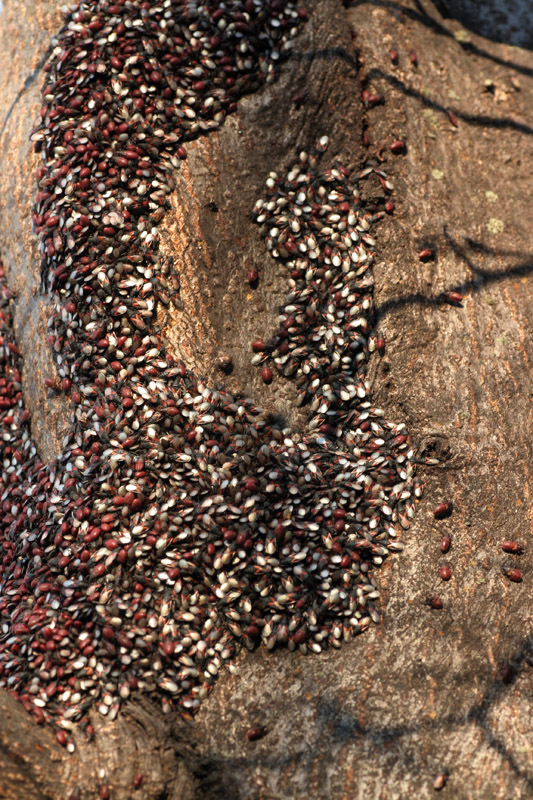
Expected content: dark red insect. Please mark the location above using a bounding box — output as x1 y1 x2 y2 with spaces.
448 291 463 304
440 536 451 553
433 773 447 791
439 564 451 581
367 93 382 107
390 139 405 154
418 248 433 262
260 366 273 384
501 662 514 684
389 48 398 63
55 728 67 746
503 567 523 583
425 595 443 609
246 623 260 640
362 90 382 107
247 724 266 741
447 110 459 128
247 266 258 285
293 628 307 644
433 502 452 519
409 50 418 66
251 339 265 352
501 541 524 554
384 200 394 214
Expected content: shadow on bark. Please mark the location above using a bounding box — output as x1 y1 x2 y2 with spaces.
361 67 533 136
375 236 533 322
346 0 533 75
197 636 533 796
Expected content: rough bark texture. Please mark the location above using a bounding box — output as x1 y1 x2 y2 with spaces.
0 0 532 797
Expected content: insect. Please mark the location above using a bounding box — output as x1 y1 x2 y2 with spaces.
433 502 452 519
503 567 523 583
0 0 425 753
501 541 524 554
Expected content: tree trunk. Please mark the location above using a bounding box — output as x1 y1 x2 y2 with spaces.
0 0 532 798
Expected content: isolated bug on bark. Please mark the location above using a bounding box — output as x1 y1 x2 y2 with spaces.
390 139 405 154
433 772 447 790
448 292 463 304
501 662 514 684
503 567 523 583
247 725 267 741
501 541 524 554
433 502 452 519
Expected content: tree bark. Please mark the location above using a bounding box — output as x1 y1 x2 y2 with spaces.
0 0 532 798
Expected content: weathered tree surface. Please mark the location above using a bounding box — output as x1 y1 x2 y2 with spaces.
0 0 532 797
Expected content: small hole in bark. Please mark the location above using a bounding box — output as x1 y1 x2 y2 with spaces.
265 411 288 429
421 437 452 462
216 353 233 374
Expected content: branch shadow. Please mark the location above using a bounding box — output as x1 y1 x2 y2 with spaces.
0 46 53 141
375 234 533 323
196 636 533 797
314 632 533 789
346 0 533 77
432 0 533 52
289 47 359 71
363 68 533 137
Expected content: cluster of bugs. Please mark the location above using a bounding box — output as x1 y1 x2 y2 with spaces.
0 0 424 753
